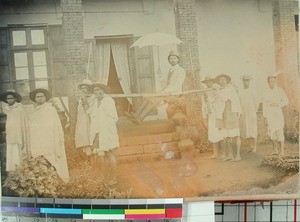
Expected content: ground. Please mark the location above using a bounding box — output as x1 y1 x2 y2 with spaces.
64 140 299 200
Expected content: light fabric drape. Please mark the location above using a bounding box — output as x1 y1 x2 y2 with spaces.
111 42 132 102
96 41 132 103
96 42 111 84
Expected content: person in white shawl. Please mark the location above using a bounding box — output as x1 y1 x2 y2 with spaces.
215 74 242 161
201 76 226 160
75 79 94 155
87 83 119 183
0 90 30 171
263 75 288 155
238 75 259 153
28 88 69 183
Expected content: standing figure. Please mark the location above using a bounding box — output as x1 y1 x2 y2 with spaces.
215 74 242 161
29 88 69 183
0 90 29 171
75 79 94 155
238 75 259 153
87 83 119 183
201 76 226 160
263 75 288 155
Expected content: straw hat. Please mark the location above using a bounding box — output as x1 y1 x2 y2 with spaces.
214 74 231 84
241 75 253 80
0 89 22 103
201 76 215 84
29 88 51 102
77 79 93 90
267 70 282 79
90 82 110 93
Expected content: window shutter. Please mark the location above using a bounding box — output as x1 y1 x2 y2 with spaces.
0 28 11 92
48 25 67 96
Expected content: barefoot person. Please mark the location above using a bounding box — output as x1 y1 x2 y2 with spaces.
87 83 119 183
263 74 288 155
201 76 226 160
29 88 69 182
215 74 242 161
0 90 30 171
238 75 259 153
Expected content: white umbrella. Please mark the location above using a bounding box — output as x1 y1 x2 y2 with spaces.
130 32 183 48
130 32 183 78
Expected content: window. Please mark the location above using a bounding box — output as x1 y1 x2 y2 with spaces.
10 27 50 91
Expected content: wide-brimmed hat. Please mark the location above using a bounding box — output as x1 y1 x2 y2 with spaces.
267 70 282 79
201 76 215 84
29 88 51 102
168 50 179 59
241 75 253 80
214 74 231 84
0 89 22 103
77 79 93 90
90 82 110 93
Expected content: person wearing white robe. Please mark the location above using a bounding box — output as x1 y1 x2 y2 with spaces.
75 79 93 155
238 75 259 153
215 74 242 161
263 76 288 155
0 90 29 171
29 88 69 183
87 83 119 182
201 76 226 160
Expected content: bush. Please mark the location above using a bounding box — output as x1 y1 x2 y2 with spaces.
3 156 58 197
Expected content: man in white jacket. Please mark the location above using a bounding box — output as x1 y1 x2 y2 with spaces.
263 75 288 155
126 50 186 123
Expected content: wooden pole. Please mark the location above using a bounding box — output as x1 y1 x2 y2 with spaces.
104 88 215 98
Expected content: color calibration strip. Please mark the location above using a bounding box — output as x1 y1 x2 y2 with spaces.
1 206 182 220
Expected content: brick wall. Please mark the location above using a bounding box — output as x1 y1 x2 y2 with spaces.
61 0 86 144
272 0 299 139
173 0 206 137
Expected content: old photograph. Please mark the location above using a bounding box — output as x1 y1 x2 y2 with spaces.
0 0 299 201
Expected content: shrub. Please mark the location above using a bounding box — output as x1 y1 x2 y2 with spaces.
3 156 58 197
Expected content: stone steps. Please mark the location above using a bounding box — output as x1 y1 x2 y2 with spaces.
116 119 180 159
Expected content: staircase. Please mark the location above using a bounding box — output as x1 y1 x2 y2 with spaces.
116 118 180 161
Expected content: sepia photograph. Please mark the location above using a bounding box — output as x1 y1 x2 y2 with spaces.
0 0 299 201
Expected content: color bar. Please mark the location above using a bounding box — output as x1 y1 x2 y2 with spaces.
40 208 82 215
125 209 165 214
1 207 40 213
125 214 166 220
82 209 124 214
166 208 182 218
83 214 125 220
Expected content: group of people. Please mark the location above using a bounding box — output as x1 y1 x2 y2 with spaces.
0 49 290 185
75 81 119 183
0 88 69 182
202 73 289 161
0 80 120 184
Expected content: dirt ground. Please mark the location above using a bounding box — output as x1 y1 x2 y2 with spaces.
64 140 299 200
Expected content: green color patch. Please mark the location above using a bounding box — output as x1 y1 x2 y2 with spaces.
82 209 124 214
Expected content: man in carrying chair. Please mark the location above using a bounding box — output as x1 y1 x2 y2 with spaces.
126 50 186 124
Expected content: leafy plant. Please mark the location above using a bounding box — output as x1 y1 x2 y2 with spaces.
3 156 58 197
